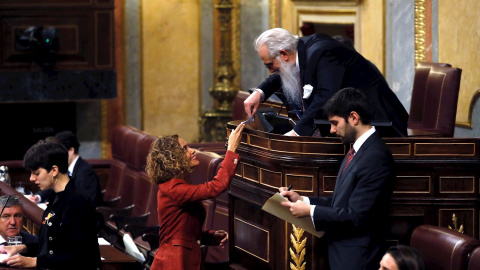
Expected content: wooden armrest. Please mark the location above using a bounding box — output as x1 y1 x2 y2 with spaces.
142 233 160 250
110 212 150 231
101 196 121 208
96 205 134 221
124 224 159 239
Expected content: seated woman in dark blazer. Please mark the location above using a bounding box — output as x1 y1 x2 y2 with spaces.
0 137 100 269
147 123 244 270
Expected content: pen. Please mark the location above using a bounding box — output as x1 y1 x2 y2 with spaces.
287 185 292 191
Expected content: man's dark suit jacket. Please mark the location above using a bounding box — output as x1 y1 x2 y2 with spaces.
258 33 409 136
309 131 395 270
20 231 39 256
38 157 103 207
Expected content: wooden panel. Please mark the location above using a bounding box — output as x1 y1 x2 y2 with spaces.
243 163 259 183
234 217 270 263
285 173 315 193
386 143 411 156
249 134 269 149
414 143 476 156
260 168 282 189
438 208 476 238
270 139 345 156
439 176 475 194
0 0 96 6
322 176 336 193
95 11 113 67
394 176 431 194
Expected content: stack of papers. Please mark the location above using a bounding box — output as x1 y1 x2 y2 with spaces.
261 193 324 238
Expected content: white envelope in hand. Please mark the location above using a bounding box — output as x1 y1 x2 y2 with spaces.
303 84 313 99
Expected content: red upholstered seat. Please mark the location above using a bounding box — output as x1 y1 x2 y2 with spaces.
410 225 480 270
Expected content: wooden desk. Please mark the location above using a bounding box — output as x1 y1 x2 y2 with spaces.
227 121 480 270
100 245 138 270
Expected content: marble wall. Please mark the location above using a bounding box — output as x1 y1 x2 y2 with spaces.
141 1 201 143
385 0 415 111
124 0 142 130
438 0 480 130
240 0 270 91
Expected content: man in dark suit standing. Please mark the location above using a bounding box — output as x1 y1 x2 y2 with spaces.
244 28 408 137
28 131 103 207
0 195 38 256
280 88 396 270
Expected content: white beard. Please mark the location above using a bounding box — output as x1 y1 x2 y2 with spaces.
277 57 302 109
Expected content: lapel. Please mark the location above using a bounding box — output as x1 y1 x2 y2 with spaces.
297 37 307 88
331 133 377 205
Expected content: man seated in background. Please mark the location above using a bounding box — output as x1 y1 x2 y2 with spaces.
0 195 38 253
28 131 103 207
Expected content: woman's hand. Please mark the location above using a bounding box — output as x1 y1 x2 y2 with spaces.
227 123 245 153
3 254 37 268
213 230 229 248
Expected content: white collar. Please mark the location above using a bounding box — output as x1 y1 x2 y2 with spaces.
68 156 79 175
295 52 300 73
352 126 376 153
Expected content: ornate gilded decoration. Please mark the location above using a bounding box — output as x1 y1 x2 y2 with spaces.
200 0 240 142
269 0 278 28
414 0 427 66
289 224 307 270
448 213 464 233
209 0 239 112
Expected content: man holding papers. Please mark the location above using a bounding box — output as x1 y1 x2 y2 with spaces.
280 87 396 270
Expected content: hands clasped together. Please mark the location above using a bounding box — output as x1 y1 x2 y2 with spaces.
279 187 311 218
0 245 36 268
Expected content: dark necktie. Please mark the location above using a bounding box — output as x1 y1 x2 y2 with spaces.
341 148 355 173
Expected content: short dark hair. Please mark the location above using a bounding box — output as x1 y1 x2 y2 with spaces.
386 245 425 270
323 87 371 124
54 130 80 154
23 137 69 174
0 195 23 209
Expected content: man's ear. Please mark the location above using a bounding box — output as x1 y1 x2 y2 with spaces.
349 111 360 126
279 50 289 60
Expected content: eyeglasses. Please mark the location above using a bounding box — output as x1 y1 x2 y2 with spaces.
0 214 23 222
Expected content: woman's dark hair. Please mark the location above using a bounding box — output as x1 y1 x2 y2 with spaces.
323 87 371 124
23 137 69 174
145 135 191 185
387 245 425 270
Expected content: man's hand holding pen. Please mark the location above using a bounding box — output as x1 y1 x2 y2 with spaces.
279 185 311 218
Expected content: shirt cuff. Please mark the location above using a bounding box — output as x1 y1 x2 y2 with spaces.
254 88 265 102
303 196 316 224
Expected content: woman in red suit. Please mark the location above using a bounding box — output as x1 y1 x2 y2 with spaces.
146 123 245 270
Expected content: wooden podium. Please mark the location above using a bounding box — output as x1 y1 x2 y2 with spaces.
227 120 480 270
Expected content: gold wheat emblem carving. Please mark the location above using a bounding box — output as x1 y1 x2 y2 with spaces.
289 224 306 270
448 213 464 233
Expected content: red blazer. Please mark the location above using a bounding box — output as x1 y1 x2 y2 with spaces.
151 151 240 270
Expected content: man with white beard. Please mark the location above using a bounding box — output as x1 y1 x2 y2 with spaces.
244 28 409 137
